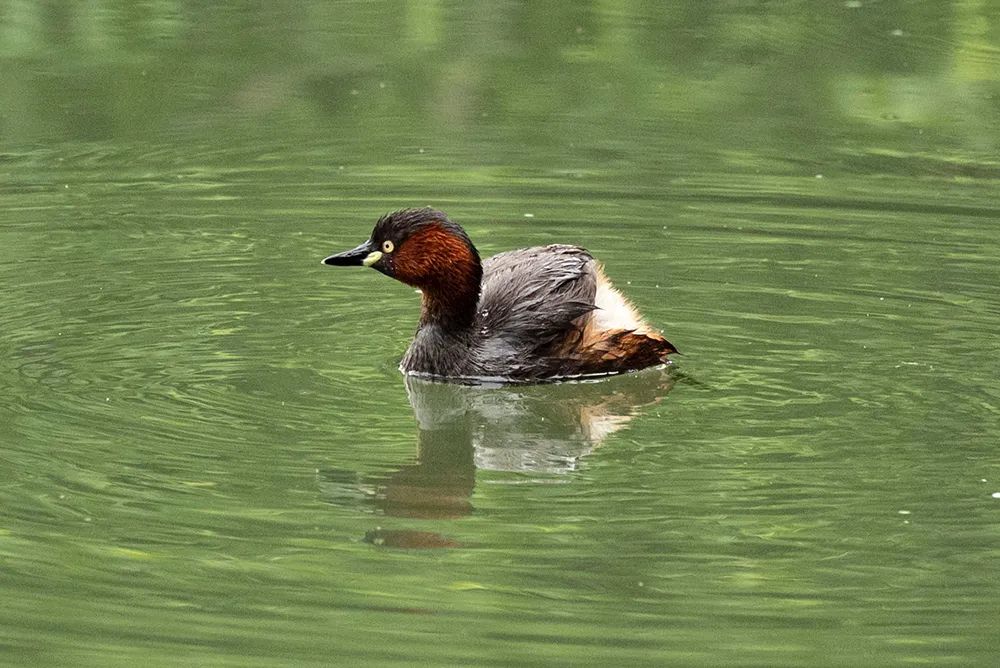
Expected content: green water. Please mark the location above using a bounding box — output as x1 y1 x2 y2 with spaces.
3 2 999 665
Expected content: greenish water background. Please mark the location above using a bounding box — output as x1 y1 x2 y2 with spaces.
2 2 999 665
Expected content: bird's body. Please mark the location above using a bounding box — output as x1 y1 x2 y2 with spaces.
323 208 676 383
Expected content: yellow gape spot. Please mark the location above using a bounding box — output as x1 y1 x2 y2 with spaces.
362 251 383 267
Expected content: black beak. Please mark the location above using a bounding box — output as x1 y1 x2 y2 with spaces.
322 239 376 266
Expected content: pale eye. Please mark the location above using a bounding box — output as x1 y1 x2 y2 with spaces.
382 240 395 253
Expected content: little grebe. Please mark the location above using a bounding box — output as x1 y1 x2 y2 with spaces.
322 208 677 382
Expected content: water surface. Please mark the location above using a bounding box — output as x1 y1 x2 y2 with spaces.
2 2 999 665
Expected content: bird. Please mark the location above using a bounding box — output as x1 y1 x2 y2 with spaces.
322 207 677 382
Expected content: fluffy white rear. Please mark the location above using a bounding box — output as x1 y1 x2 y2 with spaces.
589 265 652 334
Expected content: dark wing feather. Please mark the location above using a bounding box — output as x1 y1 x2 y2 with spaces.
475 245 597 369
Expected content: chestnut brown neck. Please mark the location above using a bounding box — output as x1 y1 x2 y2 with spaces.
394 224 483 332
419 283 479 331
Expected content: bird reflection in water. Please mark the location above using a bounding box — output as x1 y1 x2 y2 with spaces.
323 367 675 548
